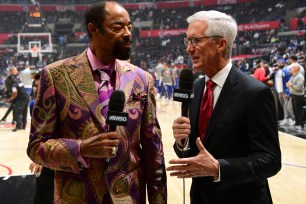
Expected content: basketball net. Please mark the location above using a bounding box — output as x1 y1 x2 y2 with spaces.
31 45 40 58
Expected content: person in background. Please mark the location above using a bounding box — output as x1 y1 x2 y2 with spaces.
288 55 305 77
0 75 5 102
237 59 247 72
29 71 40 116
274 59 295 126
154 58 165 99
253 61 270 83
171 63 179 90
263 63 274 87
286 63 305 131
160 63 173 103
27 2 167 203
20 65 33 96
167 10 281 204
0 73 15 123
4 66 29 131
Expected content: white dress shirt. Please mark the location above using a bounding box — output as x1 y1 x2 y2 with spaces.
206 61 232 108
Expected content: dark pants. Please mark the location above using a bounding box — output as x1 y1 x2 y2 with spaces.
291 94 304 127
33 167 55 204
13 97 29 128
1 102 14 121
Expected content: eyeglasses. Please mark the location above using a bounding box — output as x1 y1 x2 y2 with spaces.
183 36 223 47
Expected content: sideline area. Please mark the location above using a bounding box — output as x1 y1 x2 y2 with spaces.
1 101 306 203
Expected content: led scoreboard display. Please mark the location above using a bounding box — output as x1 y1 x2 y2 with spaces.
28 11 42 25
29 11 41 18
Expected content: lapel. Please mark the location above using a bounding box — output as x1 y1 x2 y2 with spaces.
65 51 134 131
65 50 106 129
203 67 239 144
115 60 137 102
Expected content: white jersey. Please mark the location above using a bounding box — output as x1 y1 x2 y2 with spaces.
20 68 33 88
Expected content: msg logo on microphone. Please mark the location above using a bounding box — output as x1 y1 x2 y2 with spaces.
106 111 129 126
173 89 193 103
109 116 127 122
173 93 189 99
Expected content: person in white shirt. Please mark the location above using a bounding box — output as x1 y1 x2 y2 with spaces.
20 65 33 96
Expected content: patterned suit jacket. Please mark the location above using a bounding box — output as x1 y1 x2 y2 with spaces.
27 50 167 204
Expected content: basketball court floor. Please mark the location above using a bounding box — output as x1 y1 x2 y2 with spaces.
0 100 306 203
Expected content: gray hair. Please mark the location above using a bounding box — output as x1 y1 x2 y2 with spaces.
291 63 300 71
187 10 237 59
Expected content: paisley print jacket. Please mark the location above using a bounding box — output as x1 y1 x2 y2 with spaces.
27 50 167 204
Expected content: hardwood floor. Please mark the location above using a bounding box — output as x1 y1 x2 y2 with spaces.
0 100 305 203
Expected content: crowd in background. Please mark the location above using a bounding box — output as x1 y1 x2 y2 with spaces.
250 54 305 131
0 0 306 131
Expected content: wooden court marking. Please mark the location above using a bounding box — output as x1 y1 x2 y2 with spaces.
1 103 306 204
0 122 15 129
0 164 12 175
283 163 306 169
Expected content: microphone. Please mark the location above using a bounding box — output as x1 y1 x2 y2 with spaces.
105 90 128 162
173 69 194 145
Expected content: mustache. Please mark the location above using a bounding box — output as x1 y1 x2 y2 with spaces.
117 39 132 46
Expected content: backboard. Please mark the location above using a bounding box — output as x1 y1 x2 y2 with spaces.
17 32 53 53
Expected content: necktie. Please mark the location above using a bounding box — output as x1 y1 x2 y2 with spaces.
198 79 216 140
95 68 113 117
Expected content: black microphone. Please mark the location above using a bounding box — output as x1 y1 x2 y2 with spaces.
173 69 194 145
106 90 128 130
105 90 128 162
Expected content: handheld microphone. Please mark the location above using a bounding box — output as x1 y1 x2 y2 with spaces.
173 69 194 145
105 90 128 162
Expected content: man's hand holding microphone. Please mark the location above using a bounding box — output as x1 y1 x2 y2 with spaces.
79 132 120 159
167 69 220 180
80 90 127 162
172 69 194 148
172 117 191 148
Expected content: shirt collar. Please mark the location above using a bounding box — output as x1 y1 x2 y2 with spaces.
86 48 115 73
205 61 232 88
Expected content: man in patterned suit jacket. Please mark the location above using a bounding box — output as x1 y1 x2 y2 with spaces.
27 1 167 203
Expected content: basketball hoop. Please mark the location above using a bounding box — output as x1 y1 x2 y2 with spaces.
17 33 53 54
31 44 40 57
31 50 38 58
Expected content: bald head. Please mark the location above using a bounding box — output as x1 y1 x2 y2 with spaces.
9 66 18 75
85 1 126 39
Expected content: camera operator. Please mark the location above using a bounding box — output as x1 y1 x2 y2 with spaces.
4 66 29 132
0 72 15 123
